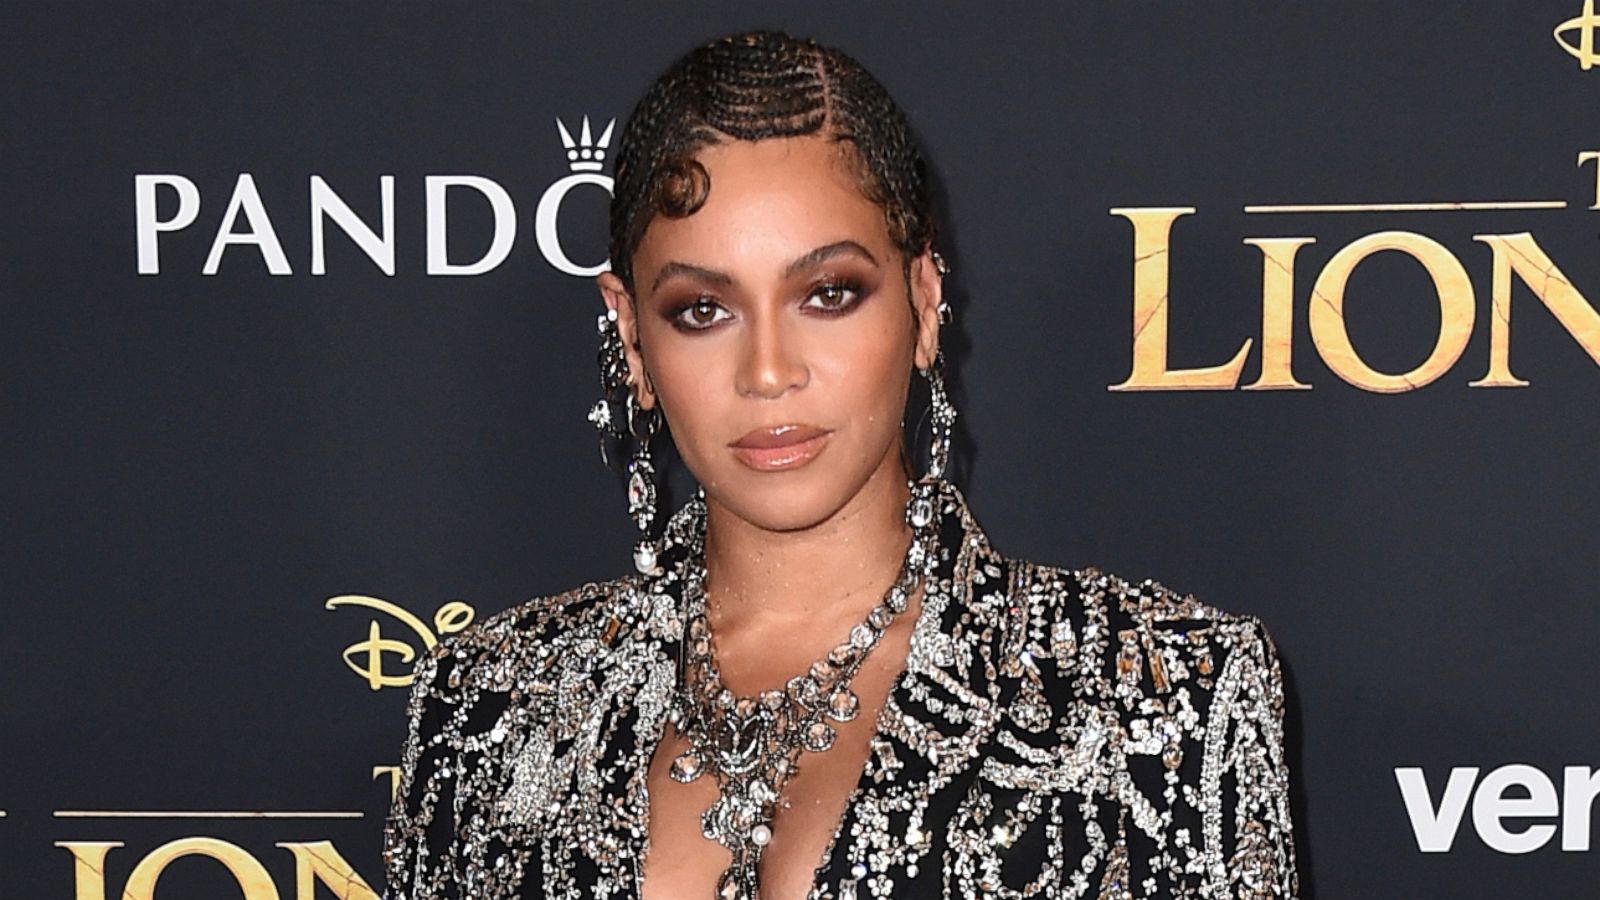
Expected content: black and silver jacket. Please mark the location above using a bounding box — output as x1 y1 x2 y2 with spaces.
384 478 1299 899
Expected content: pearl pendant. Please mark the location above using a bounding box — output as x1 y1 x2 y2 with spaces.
633 541 657 574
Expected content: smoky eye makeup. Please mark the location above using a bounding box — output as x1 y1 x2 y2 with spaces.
660 273 879 334
801 275 874 316
662 294 731 332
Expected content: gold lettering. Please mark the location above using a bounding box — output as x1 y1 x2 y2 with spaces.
1469 232 1600 387
374 764 403 802
56 841 122 900
124 836 280 900
325 595 476 690
1242 237 1317 390
353 619 418 690
1108 207 1252 390
277 841 381 900
1581 151 1600 210
1555 2 1600 71
433 600 474 635
1307 231 1475 393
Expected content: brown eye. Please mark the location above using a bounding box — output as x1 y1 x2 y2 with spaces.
672 297 731 331
803 281 863 314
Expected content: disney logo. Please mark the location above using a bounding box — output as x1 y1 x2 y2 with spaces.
324 595 476 690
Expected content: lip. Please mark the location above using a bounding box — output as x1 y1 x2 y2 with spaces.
729 424 832 471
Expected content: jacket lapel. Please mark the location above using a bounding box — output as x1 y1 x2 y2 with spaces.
811 479 1009 888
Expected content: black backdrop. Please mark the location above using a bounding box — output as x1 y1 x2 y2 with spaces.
5 2 1599 897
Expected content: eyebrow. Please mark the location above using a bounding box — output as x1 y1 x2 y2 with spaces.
649 240 879 294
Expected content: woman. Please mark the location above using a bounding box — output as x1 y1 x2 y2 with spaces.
384 29 1298 900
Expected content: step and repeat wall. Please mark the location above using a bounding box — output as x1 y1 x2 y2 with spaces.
5 2 1598 897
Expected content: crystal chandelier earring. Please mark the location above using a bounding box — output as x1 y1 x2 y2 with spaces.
899 249 955 562
916 350 955 483
918 250 956 484
586 306 665 575
624 389 663 575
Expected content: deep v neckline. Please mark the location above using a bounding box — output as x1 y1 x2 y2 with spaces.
628 483 960 900
632 584 938 900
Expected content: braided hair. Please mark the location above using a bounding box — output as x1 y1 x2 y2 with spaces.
607 30 938 293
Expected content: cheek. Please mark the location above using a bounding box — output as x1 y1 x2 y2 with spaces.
638 335 744 479
649 350 727 437
815 307 915 422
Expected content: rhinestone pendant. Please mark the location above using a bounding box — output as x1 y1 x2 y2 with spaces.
716 869 750 900
670 750 703 783
804 720 836 752
868 604 894 629
628 469 648 508
827 688 859 723
627 458 656 526
748 778 776 805
786 675 819 706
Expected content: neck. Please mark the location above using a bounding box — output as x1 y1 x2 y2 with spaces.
700 456 915 647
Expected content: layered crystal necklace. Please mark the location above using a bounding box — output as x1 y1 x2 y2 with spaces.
663 478 943 900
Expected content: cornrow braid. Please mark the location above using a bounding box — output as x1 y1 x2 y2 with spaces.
607 29 937 293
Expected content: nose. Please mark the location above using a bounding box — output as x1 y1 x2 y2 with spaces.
735 309 809 399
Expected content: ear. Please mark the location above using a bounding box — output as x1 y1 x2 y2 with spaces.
596 271 658 410
907 249 944 370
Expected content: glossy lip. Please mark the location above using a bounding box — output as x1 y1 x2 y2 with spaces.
729 424 832 472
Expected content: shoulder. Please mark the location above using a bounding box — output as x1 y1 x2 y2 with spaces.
1014 556 1273 638
385 573 666 894
405 571 655 708
967 552 1291 773
975 556 1298 893
389 572 665 822
999 556 1284 699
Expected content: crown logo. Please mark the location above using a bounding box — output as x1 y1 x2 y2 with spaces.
557 115 616 172
1555 0 1600 70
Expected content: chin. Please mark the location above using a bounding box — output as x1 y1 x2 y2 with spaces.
713 467 861 533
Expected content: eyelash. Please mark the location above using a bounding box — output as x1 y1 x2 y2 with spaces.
666 279 868 333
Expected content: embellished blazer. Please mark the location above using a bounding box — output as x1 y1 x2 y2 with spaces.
384 479 1300 899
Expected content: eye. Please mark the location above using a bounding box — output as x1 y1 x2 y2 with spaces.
670 296 732 332
803 280 863 315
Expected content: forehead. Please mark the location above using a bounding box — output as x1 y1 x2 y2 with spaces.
634 136 891 273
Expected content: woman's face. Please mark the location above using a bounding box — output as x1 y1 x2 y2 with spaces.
597 136 943 533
